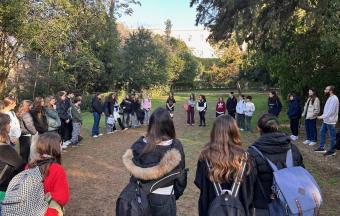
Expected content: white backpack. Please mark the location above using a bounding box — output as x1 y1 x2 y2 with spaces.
1 166 48 216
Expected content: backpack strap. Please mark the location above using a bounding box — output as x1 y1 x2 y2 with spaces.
205 159 222 196
250 146 279 171
0 164 9 181
285 148 294 168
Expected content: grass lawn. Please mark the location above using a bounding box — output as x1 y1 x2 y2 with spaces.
78 90 339 216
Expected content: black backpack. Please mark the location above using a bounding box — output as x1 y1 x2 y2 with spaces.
116 169 187 216
206 153 248 216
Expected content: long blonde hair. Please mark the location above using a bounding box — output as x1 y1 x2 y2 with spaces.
200 115 249 183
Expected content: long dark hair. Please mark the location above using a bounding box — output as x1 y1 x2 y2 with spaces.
309 88 317 105
106 93 114 103
0 113 10 143
28 132 62 179
142 107 176 154
200 115 248 183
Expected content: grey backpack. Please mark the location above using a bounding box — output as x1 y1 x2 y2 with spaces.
1 166 48 216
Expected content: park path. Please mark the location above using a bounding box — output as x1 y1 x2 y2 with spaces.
62 110 340 216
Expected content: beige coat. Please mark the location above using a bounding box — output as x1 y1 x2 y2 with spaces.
302 97 320 119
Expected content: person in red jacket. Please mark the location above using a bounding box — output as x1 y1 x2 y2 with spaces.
28 132 70 216
215 97 226 117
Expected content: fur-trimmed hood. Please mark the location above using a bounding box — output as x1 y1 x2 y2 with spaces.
122 148 182 181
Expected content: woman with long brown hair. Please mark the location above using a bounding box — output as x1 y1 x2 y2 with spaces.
30 97 48 134
28 132 70 216
17 100 37 163
119 107 187 216
195 115 255 216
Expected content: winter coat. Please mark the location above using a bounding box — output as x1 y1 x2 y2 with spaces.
122 137 187 216
268 97 282 116
226 97 237 114
70 104 82 123
19 112 38 135
56 100 71 121
120 99 133 114
302 97 320 120
91 97 103 114
0 143 25 191
215 101 226 114
30 109 48 134
44 108 61 132
131 100 141 114
248 132 304 210
287 98 302 119
194 159 256 216
197 100 207 112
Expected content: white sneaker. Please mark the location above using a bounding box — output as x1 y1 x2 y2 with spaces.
123 128 129 131
98 133 103 136
303 140 310 145
62 144 68 149
107 132 114 134
93 135 98 138
63 140 71 146
290 135 298 141
240 128 244 131
309 141 317 146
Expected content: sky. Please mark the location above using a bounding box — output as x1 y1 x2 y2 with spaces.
118 0 203 30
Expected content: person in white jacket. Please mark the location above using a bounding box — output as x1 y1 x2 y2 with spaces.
236 95 246 131
2 96 21 146
301 88 320 146
244 96 255 132
315 86 339 156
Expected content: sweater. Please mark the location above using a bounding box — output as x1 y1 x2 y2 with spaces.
320 95 339 125
287 98 302 119
236 99 246 114
244 102 255 117
3 111 21 139
302 97 320 120
142 99 152 110
215 101 226 114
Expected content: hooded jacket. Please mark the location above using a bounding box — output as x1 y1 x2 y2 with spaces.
248 132 304 209
226 97 237 114
287 97 302 119
122 137 187 216
44 108 61 132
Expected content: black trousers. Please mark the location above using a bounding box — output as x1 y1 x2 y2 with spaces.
290 118 300 136
228 112 236 119
113 118 125 130
199 111 206 126
19 135 31 163
59 119 72 141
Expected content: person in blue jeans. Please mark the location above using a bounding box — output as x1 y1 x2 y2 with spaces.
301 88 320 146
315 86 339 156
91 93 103 138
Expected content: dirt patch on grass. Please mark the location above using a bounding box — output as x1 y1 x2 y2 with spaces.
63 110 340 216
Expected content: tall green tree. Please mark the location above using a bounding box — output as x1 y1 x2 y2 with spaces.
122 28 169 90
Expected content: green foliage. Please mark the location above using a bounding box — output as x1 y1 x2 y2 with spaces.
122 28 169 91
191 0 340 99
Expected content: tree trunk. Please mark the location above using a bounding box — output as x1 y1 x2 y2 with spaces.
47 56 52 93
32 54 40 99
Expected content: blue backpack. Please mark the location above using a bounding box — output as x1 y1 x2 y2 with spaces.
250 146 322 216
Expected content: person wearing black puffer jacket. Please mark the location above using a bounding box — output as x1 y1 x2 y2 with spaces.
119 108 187 216
248 114 304 215
287 93 302 141
91 93 103 138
